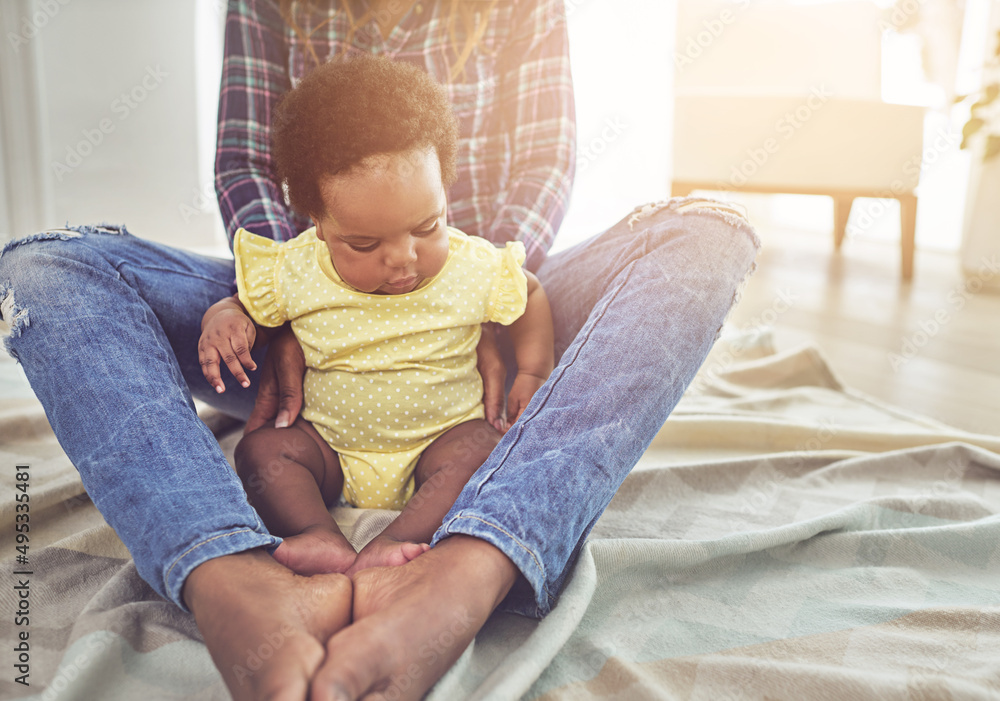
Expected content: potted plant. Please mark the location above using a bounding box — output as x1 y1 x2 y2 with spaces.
958 30 1000 160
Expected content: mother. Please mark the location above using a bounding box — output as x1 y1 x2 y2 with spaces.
0 0 759 699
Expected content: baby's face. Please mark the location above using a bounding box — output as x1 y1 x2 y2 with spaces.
313 147 449 295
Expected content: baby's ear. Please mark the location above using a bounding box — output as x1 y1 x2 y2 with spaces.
313 219 326 241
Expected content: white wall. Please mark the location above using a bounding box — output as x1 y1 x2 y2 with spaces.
0 0 671 254
0 0 226 251
556 0 675 253
0 0 51 238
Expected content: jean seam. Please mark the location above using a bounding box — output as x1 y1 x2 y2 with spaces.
164 528 259 595
2 231 233 290
122 264 235 287
460 251 641 609
475 252 640 495
67 223 235 288
446 514 553 603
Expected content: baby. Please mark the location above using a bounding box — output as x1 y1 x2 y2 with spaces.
198 54 554 576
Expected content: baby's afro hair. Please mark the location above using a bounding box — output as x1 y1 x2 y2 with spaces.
272 53 459 217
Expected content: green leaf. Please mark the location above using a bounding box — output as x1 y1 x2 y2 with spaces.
985 135 1000 161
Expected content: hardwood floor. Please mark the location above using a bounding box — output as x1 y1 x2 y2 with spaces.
726 224 1000 437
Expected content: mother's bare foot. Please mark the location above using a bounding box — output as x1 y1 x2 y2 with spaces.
273 525 358 575
345 534 429 577
310 535 519 700
184 549 352 700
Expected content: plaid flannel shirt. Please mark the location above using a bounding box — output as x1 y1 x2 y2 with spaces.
215 0 576 271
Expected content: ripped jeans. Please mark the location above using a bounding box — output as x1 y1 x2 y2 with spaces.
0 199 759 616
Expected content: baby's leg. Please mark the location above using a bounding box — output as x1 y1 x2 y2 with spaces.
235 418 357 575
348 419 502 575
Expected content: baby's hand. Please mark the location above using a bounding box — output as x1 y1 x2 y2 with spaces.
198 309 258 393
505 372 547 432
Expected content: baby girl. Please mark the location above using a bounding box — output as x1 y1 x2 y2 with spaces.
198 54 553 576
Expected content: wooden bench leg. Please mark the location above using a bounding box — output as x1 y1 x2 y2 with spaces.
899 195 917 281
833 196 853 251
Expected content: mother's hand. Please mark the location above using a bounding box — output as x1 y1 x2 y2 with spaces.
244 325 306 435
477 323 508 433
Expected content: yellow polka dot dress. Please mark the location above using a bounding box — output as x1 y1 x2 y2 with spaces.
234 227 528 509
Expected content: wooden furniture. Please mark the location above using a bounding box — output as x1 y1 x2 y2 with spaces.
671 1 926 280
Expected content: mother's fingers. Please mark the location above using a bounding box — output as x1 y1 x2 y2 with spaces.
475 324 506 432
272 334 306 429
244 355 279 435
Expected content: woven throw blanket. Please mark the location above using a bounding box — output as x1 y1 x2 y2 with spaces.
2 330 999 700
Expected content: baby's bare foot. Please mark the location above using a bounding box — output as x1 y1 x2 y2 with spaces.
272 525 357 575
345 535 429 577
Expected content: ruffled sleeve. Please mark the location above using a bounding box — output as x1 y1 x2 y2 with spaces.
234 228 287 328
486 241 529 325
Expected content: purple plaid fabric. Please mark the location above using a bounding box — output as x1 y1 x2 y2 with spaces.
215 0 576 271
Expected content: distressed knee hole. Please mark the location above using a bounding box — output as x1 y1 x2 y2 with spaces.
69 223 129 237
628 199 760 344
0 223 127 262
0 287 29 361
0 229 79 262
626 196 753 233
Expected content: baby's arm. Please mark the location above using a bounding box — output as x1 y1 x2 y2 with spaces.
198 295 273 393
504 272 555 429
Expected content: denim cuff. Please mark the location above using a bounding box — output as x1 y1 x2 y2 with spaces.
164 529 282 612
431 514 553 619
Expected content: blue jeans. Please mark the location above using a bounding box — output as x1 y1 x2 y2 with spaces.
0 199 759 616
